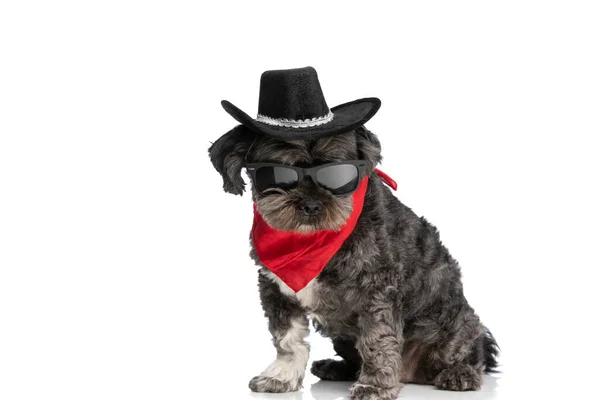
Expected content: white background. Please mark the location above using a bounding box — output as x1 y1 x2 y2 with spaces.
1 1 599 399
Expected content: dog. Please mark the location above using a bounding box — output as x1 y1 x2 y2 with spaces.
208 124 499 400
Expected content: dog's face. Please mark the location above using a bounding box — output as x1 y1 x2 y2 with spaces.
249 133 357 232
209 126 381 233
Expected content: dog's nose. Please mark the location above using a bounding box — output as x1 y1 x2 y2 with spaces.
300 200 322 216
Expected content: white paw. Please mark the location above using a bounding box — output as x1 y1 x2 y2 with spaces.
249 375 301 393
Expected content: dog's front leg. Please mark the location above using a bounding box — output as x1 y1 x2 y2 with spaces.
350 293 403 400
248 273 310 393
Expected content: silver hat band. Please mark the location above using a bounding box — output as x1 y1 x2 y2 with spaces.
256 111 334 128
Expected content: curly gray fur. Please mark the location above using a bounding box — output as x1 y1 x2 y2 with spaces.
209 125 499 399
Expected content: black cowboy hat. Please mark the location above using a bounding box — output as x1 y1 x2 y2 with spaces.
221 66 381 140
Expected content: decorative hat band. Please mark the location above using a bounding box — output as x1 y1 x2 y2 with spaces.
256 111 334 128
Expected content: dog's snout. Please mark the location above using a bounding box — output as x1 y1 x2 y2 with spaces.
300 200 322 216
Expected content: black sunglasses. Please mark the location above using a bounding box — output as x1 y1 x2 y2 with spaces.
246 160 367 196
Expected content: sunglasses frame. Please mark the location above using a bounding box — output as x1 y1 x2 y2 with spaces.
245 160 368 196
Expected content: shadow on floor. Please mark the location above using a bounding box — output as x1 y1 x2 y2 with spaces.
308 376 500 400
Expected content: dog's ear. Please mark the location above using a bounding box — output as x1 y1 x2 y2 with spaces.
208 125 255 196
355 126 382 172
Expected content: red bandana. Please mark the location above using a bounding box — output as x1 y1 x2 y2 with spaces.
251 169 396 292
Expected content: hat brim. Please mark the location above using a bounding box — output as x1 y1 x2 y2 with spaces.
221 97 381 140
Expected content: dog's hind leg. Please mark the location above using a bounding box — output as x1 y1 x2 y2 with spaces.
311 337 361 381
248 273 310 393
431 327 499 391
416 310 497 391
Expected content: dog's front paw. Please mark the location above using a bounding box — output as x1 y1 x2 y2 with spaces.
350 382 402 400
248 375 300 393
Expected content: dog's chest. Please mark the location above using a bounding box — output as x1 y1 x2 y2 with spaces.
261 268 361 337
261 269 320 310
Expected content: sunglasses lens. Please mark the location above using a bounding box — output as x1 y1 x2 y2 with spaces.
316 164 359 195
255 166 299 192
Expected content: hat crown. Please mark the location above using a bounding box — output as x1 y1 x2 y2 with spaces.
257 67 330 121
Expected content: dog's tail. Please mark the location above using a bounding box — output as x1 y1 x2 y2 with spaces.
483 327 500 373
